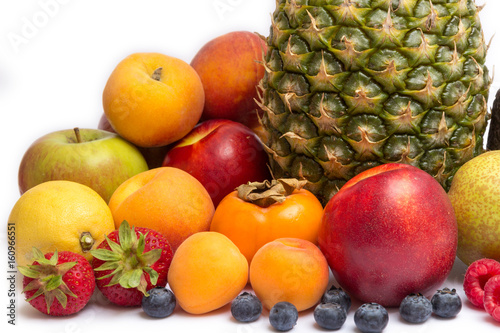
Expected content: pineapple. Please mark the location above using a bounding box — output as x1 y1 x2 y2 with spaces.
258 0 491 204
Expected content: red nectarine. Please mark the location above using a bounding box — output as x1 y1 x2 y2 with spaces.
318 163 458 307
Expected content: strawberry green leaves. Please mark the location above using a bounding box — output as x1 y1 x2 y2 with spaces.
91 221 162 296
18 248 89 315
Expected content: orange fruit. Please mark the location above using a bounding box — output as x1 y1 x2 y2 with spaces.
103 52 205 147
249 238 330 311
108 167 214 251
167 231 248 314
9 180 115 266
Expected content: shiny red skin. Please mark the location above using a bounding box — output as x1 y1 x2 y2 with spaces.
318 163 458 307
162 119 271 207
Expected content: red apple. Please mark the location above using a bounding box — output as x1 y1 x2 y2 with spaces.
162 119 271 207
318 163 458 307
98 113 171 169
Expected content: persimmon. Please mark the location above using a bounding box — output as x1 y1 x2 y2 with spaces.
210 179 324 264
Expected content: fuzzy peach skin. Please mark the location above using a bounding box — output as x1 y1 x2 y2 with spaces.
103 52 204 147
108 167 214 251
190 31 266 129
167 232 248 314
249 238 330 311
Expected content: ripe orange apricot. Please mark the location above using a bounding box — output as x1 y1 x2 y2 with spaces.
249 238 330 312
167 232 248 314
108 167 214 251
103 52 204 147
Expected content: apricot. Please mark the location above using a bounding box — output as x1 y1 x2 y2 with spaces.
103 52 204 147
249 238 330 312
98 113 172 169
167 232 248 314
108 167 214 251
190 31 266 130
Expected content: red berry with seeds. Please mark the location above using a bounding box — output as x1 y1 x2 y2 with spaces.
463 258 500 308
91 220 173 307
484 275 500 321
18 248 95 316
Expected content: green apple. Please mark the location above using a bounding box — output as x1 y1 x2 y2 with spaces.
18 128 149 202
448 150 500 265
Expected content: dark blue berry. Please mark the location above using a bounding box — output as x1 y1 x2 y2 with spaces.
231 292 262 322
354 303 389 333
321 286 351 313
269 302 298 331
399 293 432 323
431 288 462 318
141 287 176 318
314 302 347 330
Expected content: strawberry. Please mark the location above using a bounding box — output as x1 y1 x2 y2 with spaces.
18 248 95 316
91 220 173 307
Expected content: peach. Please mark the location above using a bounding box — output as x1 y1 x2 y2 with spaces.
249 238 329 312
108 167 214 251
190 31 267 129
103 52 204 147
167 232 248 314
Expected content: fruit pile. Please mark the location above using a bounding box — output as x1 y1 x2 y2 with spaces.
7 0 500 331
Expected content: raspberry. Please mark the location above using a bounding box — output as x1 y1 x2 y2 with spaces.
463 258 500 308
483 275 500 322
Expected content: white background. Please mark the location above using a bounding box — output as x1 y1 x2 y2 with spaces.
1 0 500 332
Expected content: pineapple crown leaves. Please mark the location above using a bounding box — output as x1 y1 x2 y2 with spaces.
18 248 78 314
90 220 162 296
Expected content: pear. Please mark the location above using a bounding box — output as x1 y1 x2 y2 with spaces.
448 151 500 265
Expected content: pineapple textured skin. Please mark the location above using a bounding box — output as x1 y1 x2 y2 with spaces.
259 0 491 204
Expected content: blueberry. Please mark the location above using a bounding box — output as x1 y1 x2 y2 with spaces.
354 303 389 333
269 302 298 331
321 286 352 313
399 293 432 323
231 292 262 323
141 286 176 318
431 288 462 318
314 302 347 330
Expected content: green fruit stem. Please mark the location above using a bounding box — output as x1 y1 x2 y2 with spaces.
73 127 82 143
79 232 94 252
